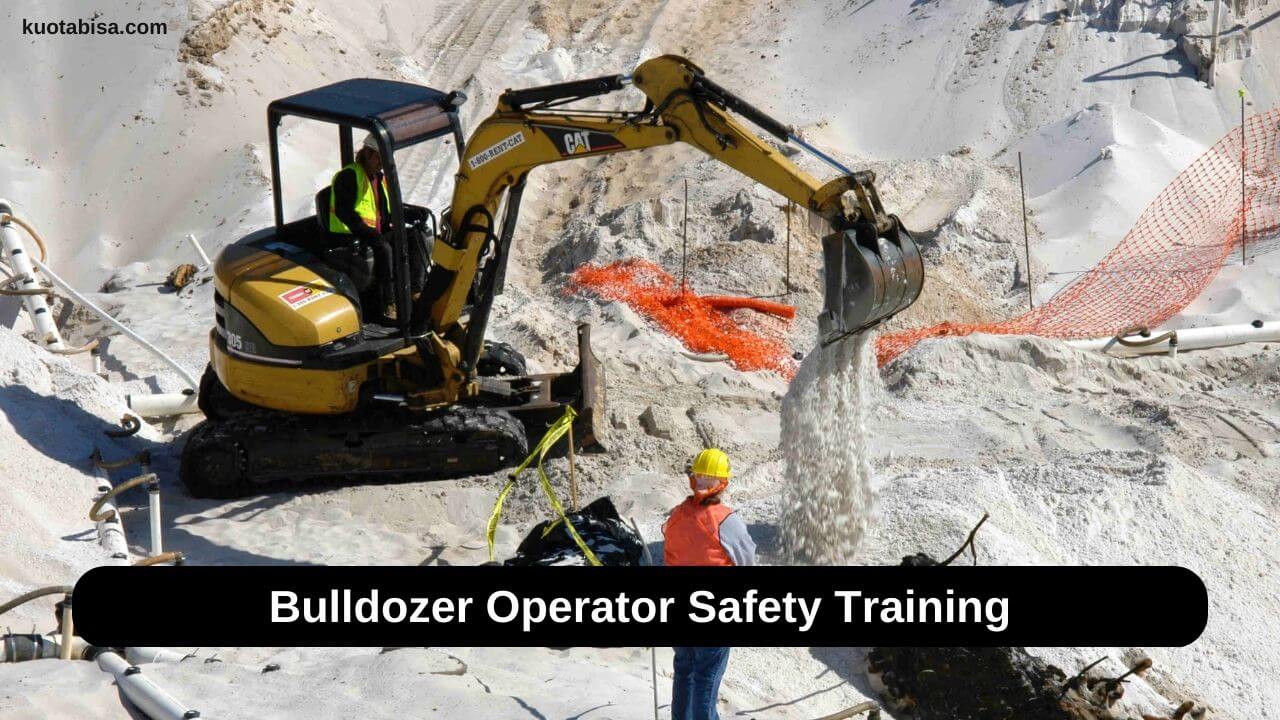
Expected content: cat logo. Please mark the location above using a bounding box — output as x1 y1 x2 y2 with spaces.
563 131 592 155
544 127 625 157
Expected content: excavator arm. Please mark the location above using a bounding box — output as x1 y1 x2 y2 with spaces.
414 55 922 391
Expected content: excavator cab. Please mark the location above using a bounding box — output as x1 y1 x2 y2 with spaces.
266 79 467 330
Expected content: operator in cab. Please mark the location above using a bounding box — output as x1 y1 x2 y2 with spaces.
327 134 425 322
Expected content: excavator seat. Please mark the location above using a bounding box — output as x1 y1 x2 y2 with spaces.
315 185 375 293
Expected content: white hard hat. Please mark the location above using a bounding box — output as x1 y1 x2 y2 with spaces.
361 134 380 153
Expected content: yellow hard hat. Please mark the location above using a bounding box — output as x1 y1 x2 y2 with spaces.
690 448 731 479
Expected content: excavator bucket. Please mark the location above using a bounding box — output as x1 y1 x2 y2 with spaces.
819 217 924 343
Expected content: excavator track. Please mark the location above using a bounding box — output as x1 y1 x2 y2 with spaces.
180 404 529 499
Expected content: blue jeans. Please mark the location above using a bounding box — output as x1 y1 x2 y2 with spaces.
672 646 730 720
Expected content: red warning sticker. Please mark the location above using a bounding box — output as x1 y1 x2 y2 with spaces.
279 285 331 309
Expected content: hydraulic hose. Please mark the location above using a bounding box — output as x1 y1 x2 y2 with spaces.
89 473 156 523
133 551 185 567
1112 328 1177 348
91 449 151 472
0 273 52 296
0 585 73 617
104 414 143 438
48 337 101 356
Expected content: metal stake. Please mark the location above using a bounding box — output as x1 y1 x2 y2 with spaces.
1210 0 1222 87
1018 152 1033 310
629 517 661 720
784 201 792 295
1240 88 1247 265
680 178 689 293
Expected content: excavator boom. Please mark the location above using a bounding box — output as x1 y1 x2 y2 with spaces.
419 55 923 369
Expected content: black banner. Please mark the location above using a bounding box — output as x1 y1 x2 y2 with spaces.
73 565 1207 647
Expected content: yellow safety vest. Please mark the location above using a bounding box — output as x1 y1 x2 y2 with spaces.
328 162 388 235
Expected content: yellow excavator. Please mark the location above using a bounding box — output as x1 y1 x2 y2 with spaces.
181 55 923 498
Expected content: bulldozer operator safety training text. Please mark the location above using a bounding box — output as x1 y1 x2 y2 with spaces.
270 588 1010 633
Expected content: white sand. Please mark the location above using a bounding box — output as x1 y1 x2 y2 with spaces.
779 333 877 565
1 0 1279 717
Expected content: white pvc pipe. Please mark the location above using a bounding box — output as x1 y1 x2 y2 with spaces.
148 479 163 556
26 254 198 389
60 600 74 660
97 651 202 720
0 212 66 351
90 466 131 564
128 392 200 417
186 233 212 267
126 647 191 665
1068 320 1280 357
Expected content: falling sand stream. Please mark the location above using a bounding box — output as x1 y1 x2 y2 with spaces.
779 332 878 565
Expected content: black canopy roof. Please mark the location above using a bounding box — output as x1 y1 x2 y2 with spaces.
265 78 465 235
270 78 449 122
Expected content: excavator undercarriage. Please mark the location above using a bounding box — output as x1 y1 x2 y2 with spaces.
182 326 605 498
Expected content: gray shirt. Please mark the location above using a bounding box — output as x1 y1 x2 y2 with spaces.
717 511 756 566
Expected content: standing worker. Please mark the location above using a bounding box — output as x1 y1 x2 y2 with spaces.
662 448 755 720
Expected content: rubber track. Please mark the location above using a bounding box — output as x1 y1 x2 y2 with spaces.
181 405 528 499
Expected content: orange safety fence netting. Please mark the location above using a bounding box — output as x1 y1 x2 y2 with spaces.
569 258 799 377
876 107 1280 366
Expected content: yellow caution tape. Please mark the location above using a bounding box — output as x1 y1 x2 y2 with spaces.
485 406 602 566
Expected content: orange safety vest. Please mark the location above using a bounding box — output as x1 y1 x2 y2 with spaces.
663 497 734 566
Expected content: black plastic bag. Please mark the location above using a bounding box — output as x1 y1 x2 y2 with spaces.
504 496 644 567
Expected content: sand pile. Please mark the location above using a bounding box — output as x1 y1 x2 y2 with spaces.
777 332 878 565
0 327 157 631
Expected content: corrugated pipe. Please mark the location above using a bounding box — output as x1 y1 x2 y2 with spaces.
1068 320 1280 357
97 650 204 719
701 295 796 319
